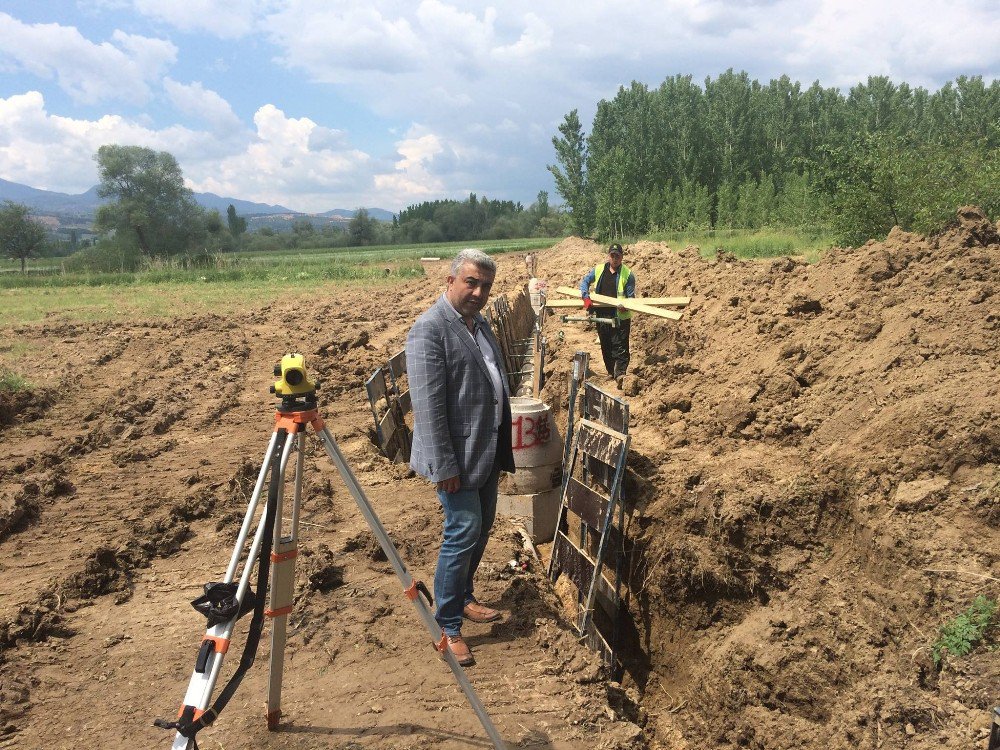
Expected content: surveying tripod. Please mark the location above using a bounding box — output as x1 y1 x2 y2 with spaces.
157 354 506 750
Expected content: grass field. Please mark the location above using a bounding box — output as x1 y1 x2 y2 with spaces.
0 278 412 326
0 237 560 326
0 237 559 279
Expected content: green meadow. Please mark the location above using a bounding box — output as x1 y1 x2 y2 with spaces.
0 237 559 325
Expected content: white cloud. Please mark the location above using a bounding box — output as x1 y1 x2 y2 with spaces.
414 1 495 73
0 91 162 191
257 0 999 206
162 78 243 133
789 0 1000 87
3 1 998 212
132 0 274 39
266 4 424 79
307 126 349 152
492 12 553 62
196 105 377 210
374 127 447 205
0 93 380 211
0 13 176 105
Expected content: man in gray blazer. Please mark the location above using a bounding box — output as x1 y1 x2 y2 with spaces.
406 249 515 667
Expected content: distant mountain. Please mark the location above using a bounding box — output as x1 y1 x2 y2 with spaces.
0 178 100 216
0 177 394 226
188 192 293 215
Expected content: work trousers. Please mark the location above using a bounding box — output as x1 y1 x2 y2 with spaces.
433 466 500 636
597 318 631 378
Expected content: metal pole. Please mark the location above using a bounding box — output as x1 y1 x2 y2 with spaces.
224 432 277 583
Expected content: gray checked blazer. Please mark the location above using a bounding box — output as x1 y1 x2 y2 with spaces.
405 295 515 489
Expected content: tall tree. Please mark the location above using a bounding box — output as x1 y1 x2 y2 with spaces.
0 201 47 273
348 208 377 246
94 144 204 258
226 204 247 248
548 109 591 234
554 70 998 242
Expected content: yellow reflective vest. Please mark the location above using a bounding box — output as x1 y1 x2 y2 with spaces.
593 263 633 320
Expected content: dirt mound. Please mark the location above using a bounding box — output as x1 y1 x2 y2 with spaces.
0 385 54 429
534 207 1000 748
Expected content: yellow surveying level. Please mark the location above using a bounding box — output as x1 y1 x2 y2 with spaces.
270 353 315 398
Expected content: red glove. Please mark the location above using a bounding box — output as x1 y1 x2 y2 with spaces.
583 297 592 310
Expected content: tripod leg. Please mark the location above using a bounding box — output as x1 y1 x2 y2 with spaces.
265 431 305 729
223 432 278 583
313 425 508 750
168 431 295 749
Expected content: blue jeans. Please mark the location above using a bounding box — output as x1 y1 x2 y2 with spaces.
434 468 499 636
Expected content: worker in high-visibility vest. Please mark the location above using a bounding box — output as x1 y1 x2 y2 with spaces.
579 243 636 386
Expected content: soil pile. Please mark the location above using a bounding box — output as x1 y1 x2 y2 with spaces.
534 206 999 749
0 207 997 749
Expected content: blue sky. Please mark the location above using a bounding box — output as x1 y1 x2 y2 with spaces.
0 1 997 213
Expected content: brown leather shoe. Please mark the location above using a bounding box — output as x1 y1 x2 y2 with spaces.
463 602 502 623
446 635 475 667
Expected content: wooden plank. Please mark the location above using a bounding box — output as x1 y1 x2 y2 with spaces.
582 384 629 434
566 477 608 529
582 618 614 664
551 533 620 613
552 290 690 307
552 532 592 595
511 289 535 339
554 286 683 321
398 389 411 415
577 420 629 466
378 409 398 450
588 292 684 321
378 430 396 456
577 423 623 484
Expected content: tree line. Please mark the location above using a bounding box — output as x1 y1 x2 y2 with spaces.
549 71 1000 244
1 142 572 271
242 192 567 254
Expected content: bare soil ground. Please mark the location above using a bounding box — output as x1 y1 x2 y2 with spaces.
1 206 998 750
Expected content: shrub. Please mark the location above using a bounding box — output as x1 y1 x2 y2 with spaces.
932 595 997 666
0 368 30 393
62 241 143 273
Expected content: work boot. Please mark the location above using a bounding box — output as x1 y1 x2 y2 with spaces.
463 601 502 623
446 634 475 667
